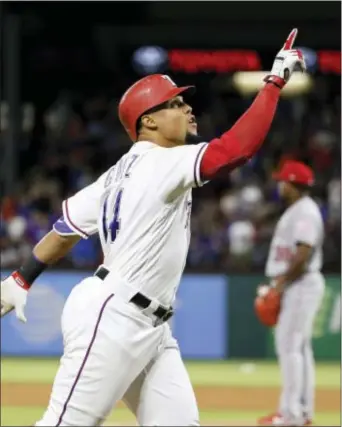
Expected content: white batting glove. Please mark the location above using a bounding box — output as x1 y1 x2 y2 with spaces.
1 273 29 323
264 28 306 89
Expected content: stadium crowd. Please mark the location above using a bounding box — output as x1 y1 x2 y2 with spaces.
1 76 340 273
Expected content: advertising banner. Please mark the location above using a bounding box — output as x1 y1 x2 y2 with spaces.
0 271 88 356
171 274 228 359
0 271 228 359
227 275 268 359
311 275 341 360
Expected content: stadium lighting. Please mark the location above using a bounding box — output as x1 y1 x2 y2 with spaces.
232 71 313 96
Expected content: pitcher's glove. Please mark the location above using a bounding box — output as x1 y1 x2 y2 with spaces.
254 285 281 327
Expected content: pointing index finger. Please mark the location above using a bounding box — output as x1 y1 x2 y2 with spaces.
283 28 298 50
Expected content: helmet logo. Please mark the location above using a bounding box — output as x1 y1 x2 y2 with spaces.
162 75 177 87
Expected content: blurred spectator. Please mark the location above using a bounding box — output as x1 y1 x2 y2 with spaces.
327 178 341 223
1 218 31 268
1 77 340 273
226 218 255 270
68 236 101 268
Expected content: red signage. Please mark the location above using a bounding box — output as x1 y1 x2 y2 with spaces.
317 50 341 74
168 49 341 74
169 50 261 73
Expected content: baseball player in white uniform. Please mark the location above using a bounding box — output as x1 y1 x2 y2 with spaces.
258 160 325 427
1 30 305 426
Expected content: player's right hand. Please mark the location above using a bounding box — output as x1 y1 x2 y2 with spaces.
1 273 29 323
254 284 281 327
264 28 306 89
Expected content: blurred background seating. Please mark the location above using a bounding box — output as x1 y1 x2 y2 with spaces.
0 2 340 274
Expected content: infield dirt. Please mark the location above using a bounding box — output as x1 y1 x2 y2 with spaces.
1 382 339 412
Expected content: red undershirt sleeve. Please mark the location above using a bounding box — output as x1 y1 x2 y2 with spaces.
200 83 281 180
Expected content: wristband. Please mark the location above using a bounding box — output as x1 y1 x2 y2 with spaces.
264 75 286 89
12 271 31 291
16 254 47 288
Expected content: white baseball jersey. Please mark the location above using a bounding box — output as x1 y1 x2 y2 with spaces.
54 141 208 306
265 196 324 278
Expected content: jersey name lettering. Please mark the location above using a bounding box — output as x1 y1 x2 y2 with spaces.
105 154 139 188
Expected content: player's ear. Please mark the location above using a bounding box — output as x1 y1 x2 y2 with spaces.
140 114 158 132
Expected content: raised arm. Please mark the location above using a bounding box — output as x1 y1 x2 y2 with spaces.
200 29 305 180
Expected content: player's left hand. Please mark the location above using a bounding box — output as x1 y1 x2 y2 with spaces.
254 284 281 327
264 28 306 89
1 274 28 323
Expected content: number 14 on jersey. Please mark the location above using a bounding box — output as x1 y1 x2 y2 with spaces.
102 189 123 243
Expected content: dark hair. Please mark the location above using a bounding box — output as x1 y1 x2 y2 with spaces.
135 100 170 138
291 182 312 193
136 118 143 137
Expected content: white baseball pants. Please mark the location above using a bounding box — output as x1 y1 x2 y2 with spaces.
275 272 325 425
35 276 199 426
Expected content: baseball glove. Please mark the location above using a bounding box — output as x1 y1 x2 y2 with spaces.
254 285 281 327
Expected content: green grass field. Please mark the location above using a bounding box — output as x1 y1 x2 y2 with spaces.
1 358 341 426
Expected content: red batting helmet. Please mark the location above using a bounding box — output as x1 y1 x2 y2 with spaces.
118 74 195 141
272 160 315 186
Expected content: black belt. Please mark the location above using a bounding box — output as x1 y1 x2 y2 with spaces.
95 266 174 323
